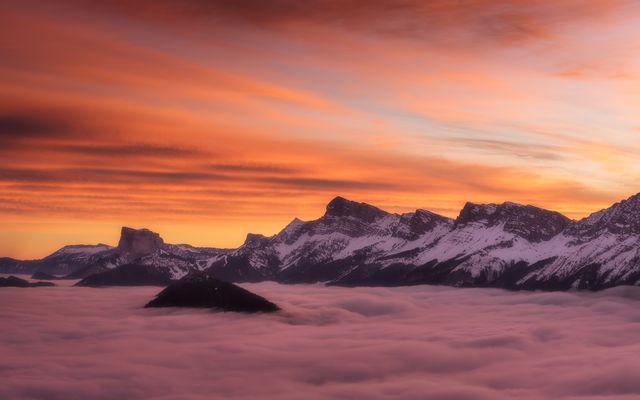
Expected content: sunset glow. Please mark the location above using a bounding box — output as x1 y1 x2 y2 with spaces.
2 0 640 258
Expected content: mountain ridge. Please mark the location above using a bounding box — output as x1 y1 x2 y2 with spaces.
3 194 640 291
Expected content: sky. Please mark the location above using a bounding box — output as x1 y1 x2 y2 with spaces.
3 281 640 399
1 0 640 258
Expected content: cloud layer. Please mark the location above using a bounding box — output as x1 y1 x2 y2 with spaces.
78 0 636 46
1 0 640 257
2 282 640 399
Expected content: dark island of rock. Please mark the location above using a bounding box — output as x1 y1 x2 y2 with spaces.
75 264 173 287
0 276 55 288
145 272 279 313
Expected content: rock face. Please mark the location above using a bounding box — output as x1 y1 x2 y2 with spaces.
117 227 163 258
515 194 640 290
456 202 570 242
145 272 279 313
565 193 640 239
75 264 173 287
0 276 55 288
325 196 388 223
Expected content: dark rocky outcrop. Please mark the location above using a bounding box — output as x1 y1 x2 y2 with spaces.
145 272 279 312
0 276 55 288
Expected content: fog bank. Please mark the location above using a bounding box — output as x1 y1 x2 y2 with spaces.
2 282 640 399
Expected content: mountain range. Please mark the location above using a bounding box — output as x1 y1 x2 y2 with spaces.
3 193 640 291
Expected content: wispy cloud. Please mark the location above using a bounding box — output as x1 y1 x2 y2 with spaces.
0 0 638 256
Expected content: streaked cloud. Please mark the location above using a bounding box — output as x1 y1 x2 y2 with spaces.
0 0 638 257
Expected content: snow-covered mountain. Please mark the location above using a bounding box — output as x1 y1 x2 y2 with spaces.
517 193 640 290
66 227 230 279
209 194 640 290
0 244 112 275
0 227 229 280
208 196 453 283
3 193 640 290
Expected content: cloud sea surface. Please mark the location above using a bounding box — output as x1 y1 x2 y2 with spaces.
2 279 640 399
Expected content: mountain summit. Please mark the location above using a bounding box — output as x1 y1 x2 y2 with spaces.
567 192 640 238
117 227 164 258
456 201 571 242
324 196 389 222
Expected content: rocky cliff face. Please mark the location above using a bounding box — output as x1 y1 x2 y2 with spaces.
324 196 389 223
456 202 570 242
565 193 640 239
117 227 164 258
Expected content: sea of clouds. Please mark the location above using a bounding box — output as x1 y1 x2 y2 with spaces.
2 279 640 400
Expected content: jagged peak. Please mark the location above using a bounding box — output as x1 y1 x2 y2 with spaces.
457 201 567 221
456 202 502 224
324 196 389 222
284 217 304 229
243 233 270 247
392 208 453 240
577 192 640 222
601 191 640 212
413 208 454 223
620 191 640 202
571 191 640 236
277 218 306 238
456 201 570 242
458 200 528 214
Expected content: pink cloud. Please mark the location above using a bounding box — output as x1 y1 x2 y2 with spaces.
1 282 640 399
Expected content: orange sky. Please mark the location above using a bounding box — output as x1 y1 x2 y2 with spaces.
1 0 640 258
